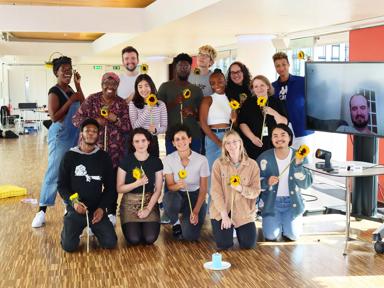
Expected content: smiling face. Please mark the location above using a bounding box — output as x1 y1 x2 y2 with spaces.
229 64 244 85
209 73 226 94
56 63 73 85
122 51 139 72
81 124 99 146
197 52 213 69
252 78 269 97
102 78 119 99
137 80 151 99
172 131 192 152
132 133 150 153
271 127 291 149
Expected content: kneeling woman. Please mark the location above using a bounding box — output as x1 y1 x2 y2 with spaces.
210 130 261 250
117 128 163 245
257 124 313 241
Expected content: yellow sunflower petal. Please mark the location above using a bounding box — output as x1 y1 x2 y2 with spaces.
140 63 149 74
132 167 143 180
230 175 241 186
229 100 240 110
183 89 191 99
194 67 201 75
100 106 109 118
146 94 158 107
297 51 305 60
69 193 79 202
257 96 268 107
178 169 188 179
296 144 310 159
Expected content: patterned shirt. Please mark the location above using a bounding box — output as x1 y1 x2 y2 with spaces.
72 92 131 168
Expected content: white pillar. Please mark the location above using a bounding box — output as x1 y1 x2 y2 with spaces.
235 34 277 81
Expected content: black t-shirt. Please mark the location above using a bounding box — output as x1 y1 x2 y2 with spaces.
48 85 74 110
119 153 163 194
238 96 287 160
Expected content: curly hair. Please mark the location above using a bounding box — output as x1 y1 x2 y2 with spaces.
52 56 72 76
227 61 251 91
127 127 157 154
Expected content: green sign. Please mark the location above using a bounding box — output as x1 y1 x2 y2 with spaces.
93 65 103 70
113 65 120 70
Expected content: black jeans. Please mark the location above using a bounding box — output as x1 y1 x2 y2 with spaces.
121 222 160 245
107 167 118 215
61 206 117 252
211 219 256 250
163 190 206 241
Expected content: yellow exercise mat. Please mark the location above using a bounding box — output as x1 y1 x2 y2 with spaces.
0 185 27 199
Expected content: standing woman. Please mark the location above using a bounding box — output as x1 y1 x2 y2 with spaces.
239 75 287 161
129 74 167 157
117 128 163 245
210 130 261 250
199 69 236 169
32 56 84 228
225 61 252 107
72 72 131 225
257 124 312 241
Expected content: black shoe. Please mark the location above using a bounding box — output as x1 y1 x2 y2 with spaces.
172 224 182 239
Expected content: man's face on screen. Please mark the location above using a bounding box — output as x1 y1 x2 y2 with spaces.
350 95 369 128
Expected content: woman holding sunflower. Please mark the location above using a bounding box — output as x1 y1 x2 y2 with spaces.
210 130 261 250
162 125 209 241
238 75 288 161
116 128 163 245
256 124 313 241
129 74 168 157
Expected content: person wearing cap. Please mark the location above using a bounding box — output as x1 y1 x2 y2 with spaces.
157 53 204 155
59 118 117 252
72 72 131 226
32 56 85 228
188 45 217 97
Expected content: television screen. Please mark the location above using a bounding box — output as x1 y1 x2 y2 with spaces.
305 62 384 137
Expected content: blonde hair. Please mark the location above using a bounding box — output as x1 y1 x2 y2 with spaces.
220 130 248 163
251 75 274 96
199 45 217 61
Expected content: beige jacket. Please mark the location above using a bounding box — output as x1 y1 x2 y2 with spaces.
209 157 261 228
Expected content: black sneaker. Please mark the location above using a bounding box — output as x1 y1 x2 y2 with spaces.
172 224 182 239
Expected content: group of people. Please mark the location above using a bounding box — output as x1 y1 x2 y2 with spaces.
31 45 313 252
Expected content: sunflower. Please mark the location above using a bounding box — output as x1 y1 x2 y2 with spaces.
229 99 240 110
229 175 241 187
132 167 143 180
183 88 191 99
69 192 79 203
297 50 305 60
145 94 158 106
257 96 268 107
239 93 248 104
194 67 201 75
178 169 188 179
296 144 310 159
100 106 109 118
140 63 149 74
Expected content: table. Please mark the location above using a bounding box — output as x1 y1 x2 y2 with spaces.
304 161 384 255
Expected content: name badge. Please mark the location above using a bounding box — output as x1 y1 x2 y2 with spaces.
262 126 269 136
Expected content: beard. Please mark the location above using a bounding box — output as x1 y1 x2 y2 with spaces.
352 116 369 128
125 64 137 72
177 74 189 81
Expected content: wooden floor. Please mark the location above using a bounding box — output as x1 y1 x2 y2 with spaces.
1 131 384 288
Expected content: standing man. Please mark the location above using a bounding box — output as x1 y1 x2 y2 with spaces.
272 52 314 150
118 46 140 103
59 118 117 252
158 53 204 154
188 45 217 97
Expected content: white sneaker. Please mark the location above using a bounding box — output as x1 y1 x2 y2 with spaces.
81 227 94 238
233 229 237 238
32 211 46 228
108 214 116 226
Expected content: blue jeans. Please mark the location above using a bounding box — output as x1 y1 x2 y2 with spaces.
39 102 79 207
163 190 206 241
262 196 303 241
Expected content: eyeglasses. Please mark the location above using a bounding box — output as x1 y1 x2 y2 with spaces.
198 53 211 59
230 70 242 76
224 140 240 146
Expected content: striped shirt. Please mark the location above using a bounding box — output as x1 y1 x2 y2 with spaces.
128 100 168 134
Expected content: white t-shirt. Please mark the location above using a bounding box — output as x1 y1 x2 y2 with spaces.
275 149 292 197
117 73 138 99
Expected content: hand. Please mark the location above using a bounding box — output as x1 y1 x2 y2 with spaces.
96 117 107 127
148 124 156 134
137 175 149 186
268 176 279 186
176 180 186 190
221 213 232 230
137 208 151 219
107 112 118 123
182 107 195 118
70 92 83 102
252 136 263 147
73 201 87 215
230 110 237 123
231 184 243 193
73 70 81 85
295 157 304 165
190 211 198 225
92 208 104 224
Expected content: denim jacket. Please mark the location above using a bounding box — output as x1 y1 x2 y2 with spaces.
257 148 313 219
